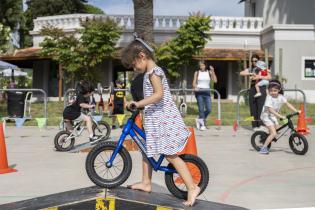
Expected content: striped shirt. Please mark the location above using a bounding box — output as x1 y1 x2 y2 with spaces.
143 67 190 157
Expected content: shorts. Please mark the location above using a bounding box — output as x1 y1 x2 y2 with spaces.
261 113 278 126
257 79 269 87
113 105 124 115
63 107 86 121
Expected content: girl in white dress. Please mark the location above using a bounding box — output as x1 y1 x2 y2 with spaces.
260 80 300 154
121 39 200 206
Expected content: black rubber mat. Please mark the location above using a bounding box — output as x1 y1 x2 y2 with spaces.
0 186 248 210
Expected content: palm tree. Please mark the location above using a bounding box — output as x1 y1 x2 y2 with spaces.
133 0 154 43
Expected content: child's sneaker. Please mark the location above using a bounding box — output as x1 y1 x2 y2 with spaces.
112 125 117 129
200 126 206 131
259 146 269 154
254 92 262 98
89 135 102 144
195 118 200 130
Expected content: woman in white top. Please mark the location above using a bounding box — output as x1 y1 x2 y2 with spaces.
192 61 217 130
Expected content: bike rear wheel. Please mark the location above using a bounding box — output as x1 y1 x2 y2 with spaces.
93 121 111 140
54 131 75 151
289 132 308 155
251 131 271 151
85 141 132 188
164 154 209 199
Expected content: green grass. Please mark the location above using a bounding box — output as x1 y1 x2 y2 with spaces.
0 100 314 127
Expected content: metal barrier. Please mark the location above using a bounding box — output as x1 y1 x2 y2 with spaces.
64 87 222 125
236 88 307 126
63 88 130 108
0 88 48 124
170 88 221 125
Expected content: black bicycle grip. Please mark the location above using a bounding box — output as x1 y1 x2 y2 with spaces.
128 103 137 111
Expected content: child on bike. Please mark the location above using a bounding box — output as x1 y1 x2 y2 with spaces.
121 38 200 206
63 80 101 143
252 61 270 98
260 79 300 154
110 79 126 129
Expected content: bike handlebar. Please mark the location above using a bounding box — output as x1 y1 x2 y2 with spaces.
286 112 299 119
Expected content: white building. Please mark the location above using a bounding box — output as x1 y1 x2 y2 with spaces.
245 0 315 102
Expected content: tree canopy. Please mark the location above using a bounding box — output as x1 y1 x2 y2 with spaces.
0 0 23 30
156 13 211 77
0 23 11 54
40 17 121 82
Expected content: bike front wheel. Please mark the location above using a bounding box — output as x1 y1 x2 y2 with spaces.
54 131 75 151
164 154 209 199
93 121 111 140
85 141 132 188
289 132 308 155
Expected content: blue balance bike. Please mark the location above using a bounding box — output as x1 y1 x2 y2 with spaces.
85 105 209 199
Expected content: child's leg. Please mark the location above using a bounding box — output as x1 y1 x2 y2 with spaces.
112 116 117 128
255 82 261 93
83 115 94 137
166 155 200 206
263 125 277 147
64 120 73 131
127 156 152 192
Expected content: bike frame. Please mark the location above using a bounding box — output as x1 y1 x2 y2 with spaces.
273 114 297 142
107 111 176 173
66 114 101 139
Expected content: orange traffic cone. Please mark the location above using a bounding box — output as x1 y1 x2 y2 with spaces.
135 114 143 130
178 127 197 155
123 114 143 151
296 104 310 135
0 122 17 174
176 127 201 184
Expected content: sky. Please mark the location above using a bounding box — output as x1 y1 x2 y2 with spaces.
88 0 244 17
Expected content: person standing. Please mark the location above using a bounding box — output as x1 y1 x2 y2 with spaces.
121 38 201 207
240 55 271 130
192 61 217 131
110 79 126 129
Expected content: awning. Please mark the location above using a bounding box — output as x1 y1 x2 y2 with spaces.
0 60 19 69
194 49 273 61
0 69 28 77
0 47 46 61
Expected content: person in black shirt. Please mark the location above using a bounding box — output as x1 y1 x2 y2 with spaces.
240 54 271 130
110 79 126 129
63 80 101 143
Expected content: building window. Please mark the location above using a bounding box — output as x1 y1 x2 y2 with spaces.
301 56 315 80
251 2 256 17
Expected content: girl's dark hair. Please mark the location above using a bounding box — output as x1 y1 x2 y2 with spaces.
121 40 155 69
268 79 284 94
251 54 260 61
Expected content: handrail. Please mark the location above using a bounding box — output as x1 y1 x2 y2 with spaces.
64 87 221 125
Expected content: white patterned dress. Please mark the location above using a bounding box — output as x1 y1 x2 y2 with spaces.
143 67 190 157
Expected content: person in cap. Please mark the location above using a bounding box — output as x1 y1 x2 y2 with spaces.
252 60 270 98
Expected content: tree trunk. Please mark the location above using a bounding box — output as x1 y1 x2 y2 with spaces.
133 0 154 44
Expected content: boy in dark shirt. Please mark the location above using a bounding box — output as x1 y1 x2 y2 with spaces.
110 79 126 129
63 80 101 143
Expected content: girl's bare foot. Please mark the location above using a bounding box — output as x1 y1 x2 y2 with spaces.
183 185 201 207
127 182 152 193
